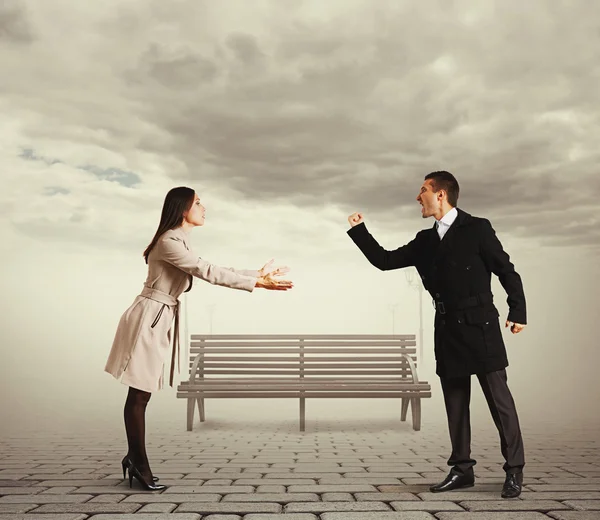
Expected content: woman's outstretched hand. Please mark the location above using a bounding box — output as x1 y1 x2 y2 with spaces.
256 273 293 290
258 258 290 278
256 259 293 290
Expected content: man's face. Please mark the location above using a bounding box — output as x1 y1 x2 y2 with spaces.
416 179 441 218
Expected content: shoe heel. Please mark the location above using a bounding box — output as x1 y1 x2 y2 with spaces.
128 462 166 491
121 455 132 480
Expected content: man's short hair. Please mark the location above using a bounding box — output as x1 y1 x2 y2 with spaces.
424 171 459 207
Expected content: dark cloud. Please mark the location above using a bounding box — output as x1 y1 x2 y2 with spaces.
0 1 34 44
3 0 599 250
134 2 597 248
135 43 219 88
226 32 265 69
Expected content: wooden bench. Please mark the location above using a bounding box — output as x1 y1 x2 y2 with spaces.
176 334 431 432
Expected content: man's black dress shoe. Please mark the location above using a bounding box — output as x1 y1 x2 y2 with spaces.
430 472 475 492
501 472 523 498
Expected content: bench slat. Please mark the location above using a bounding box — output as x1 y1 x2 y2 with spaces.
198 363 414 369
180 381 428 386
178 383 431 390
196 370 417 375
191 348 417 354
177 392 431 398
179 378 428 383
191 341 415 348
191 334 415 340
179 385 429 390
188 356 417 362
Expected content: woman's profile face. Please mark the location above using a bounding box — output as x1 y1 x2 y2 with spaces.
184 193 205 226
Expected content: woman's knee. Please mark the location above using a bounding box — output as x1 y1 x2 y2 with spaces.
127 386 152 405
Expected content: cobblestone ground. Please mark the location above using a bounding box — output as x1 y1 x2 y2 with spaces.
1 408 599 520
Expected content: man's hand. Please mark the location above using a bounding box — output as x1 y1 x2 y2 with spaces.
505 321 525 334
348 212 364 227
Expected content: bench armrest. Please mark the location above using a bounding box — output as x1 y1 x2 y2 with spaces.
398 353 420 384
189 352 204 382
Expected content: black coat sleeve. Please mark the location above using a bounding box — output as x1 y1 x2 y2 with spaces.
347 222 419 270
479 219 527 324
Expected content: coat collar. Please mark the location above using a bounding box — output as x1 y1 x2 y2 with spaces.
436 206 458 228
167 226 191 250
430 207 472 233
429 207 472 258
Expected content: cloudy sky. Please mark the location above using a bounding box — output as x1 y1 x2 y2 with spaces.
1 0 599 434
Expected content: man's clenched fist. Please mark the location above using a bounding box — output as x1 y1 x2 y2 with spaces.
348 212 364 227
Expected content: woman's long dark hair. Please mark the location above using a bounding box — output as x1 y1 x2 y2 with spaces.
143 186 195 264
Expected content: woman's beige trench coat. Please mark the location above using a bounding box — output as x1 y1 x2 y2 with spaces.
104 226 259 393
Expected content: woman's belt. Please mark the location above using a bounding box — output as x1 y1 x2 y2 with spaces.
140 286 180 387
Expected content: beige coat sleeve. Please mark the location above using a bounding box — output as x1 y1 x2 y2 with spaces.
157 235 258 292
227 268 261 277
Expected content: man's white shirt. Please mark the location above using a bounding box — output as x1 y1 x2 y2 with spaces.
436 207 458 240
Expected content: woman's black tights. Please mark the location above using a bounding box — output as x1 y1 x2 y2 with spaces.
124 386 153 479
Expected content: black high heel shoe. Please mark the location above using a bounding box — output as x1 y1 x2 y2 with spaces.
127 462 166 491
121 456 129 479
121 456 159 482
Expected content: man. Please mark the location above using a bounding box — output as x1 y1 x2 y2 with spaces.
347 171 526 499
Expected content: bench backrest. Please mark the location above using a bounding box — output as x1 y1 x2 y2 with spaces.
188 334 418 381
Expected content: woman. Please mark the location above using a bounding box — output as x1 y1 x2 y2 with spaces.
104 186 293 491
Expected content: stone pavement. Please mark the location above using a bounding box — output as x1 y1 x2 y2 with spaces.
1 411 599 520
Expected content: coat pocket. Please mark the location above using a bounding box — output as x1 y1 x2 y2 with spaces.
464 307 486 325
464 307 502 356
464 306 499 325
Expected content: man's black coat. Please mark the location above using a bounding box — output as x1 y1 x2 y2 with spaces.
348 207 526 378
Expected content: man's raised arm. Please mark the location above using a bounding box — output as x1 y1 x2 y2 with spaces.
347 212 418 270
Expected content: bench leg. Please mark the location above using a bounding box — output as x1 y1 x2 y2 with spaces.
187 397 195 431
401 397 410 421
299 397 305 432
411 397 421 431
197 397 205 422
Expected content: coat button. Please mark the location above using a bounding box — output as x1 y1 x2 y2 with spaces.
435 293 440 298
458 319 462 324
466 265 471 270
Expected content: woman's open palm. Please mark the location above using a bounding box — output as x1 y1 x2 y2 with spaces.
259 258 290 278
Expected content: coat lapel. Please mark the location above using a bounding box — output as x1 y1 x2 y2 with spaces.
434 208 471 259
170 226 194 292
429 221 440 245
